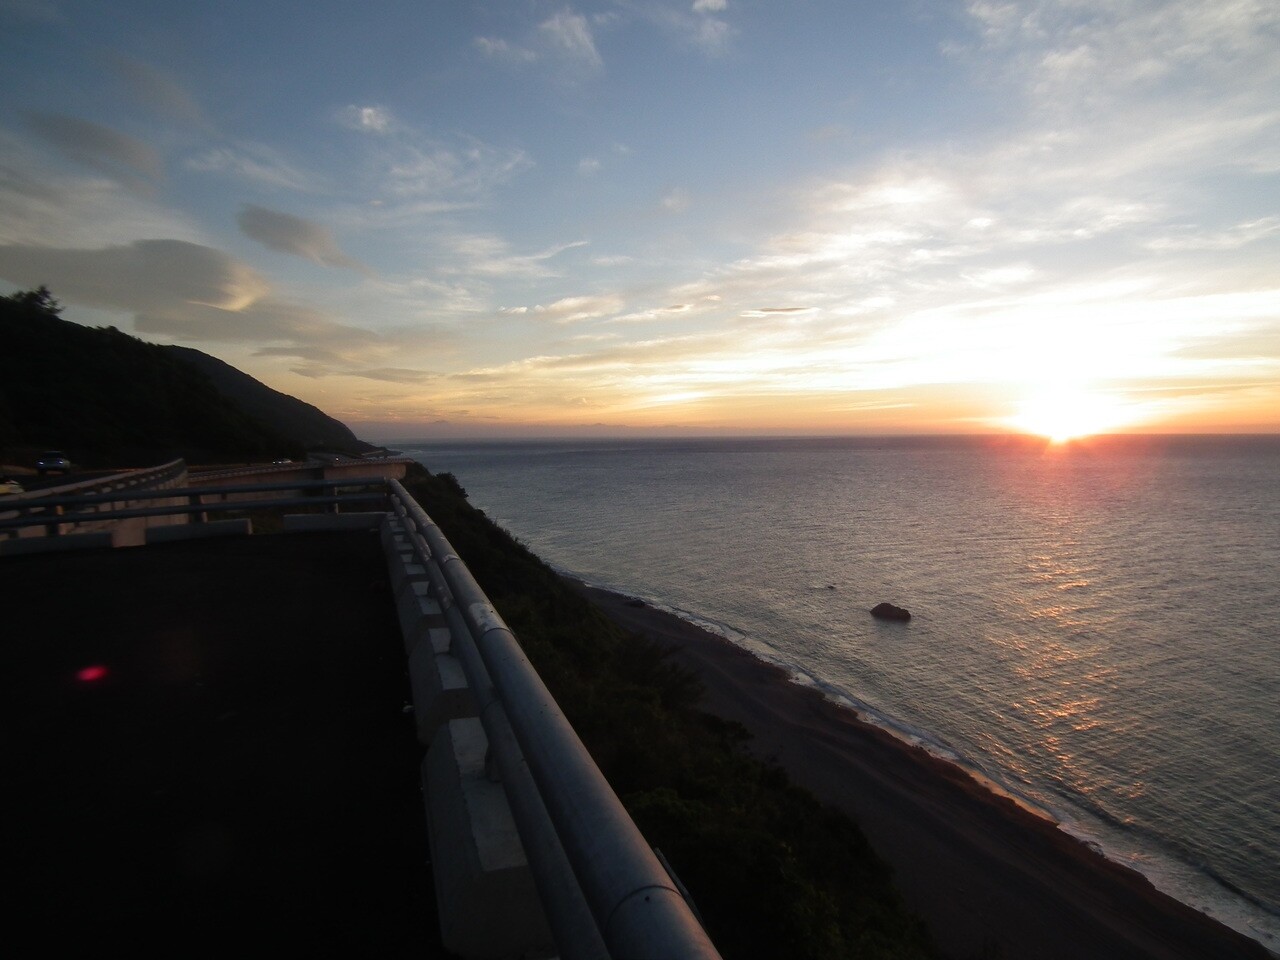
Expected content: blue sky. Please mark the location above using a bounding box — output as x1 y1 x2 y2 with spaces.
1 0 1278 438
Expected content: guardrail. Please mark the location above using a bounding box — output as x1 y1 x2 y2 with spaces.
0 459 191 541
0 478 389 538
386 479 721 960
193 457 414 485
2 470 723 959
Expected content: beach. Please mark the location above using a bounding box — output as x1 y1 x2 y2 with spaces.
571 578 1273 960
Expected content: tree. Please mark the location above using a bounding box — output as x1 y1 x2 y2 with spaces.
5 285 62 316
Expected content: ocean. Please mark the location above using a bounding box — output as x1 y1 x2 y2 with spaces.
396 435 1280 951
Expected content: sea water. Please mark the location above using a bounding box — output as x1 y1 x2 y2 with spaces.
396 435 1280 950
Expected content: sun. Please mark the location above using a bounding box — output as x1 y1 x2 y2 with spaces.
1004 386 1137 443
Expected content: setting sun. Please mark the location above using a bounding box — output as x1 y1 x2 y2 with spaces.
1004 386 1140 443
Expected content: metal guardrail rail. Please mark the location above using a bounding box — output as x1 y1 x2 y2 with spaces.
1 458 190 539
387 479 722 960
0 478 389 537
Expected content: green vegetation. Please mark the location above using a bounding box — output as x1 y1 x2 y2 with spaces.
402 465 937 960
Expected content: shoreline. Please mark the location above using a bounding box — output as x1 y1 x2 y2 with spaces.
567 577 1274 960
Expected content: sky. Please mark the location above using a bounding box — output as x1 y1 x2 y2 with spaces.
1 0 1278 440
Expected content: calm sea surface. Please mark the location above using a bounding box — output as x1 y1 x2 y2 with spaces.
397 435 1280 949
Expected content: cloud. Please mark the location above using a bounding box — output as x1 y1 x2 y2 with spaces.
474 7 605 76
474 36 538 64
661 187 691 213
338 104 394 134
381 139 532 200
1145 217 1280 252
107 55 204 126
344 367 435 384
0 239 266 313
24 112 161 190
138 296 401 371
608 302 694 324
538 9 602 68
237 204 366 272
960 0 1280 121
185 143 325 192
960 264 1039 288
435 235 587 280
532 294 626 324
0 130 202 248
0 239 400 370
638 0 735 54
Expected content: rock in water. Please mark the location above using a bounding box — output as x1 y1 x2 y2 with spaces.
870 602 911 622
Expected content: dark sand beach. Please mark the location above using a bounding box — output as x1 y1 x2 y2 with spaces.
572 579 1273 960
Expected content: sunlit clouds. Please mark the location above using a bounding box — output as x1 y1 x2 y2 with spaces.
0 0 1277 436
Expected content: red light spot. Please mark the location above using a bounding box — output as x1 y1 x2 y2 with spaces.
76 665 109 683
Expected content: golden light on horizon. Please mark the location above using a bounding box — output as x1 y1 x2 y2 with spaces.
1004 385 1142 443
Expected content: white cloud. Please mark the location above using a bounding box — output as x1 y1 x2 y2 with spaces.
1145 217 1280 251
381 139 532 200
661 187 691 213
185 143 325 192
436 235 586 280
532 294 626 324
539 9 602 68
639 0 735 54
962 0 1280 117
474 36 538 64
961 264 1039 288
475 7 606 76
578 156 601 175
339 104 394 134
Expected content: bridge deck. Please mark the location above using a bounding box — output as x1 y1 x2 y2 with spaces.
3 531 451 955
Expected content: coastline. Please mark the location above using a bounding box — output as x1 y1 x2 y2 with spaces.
567 577 1274 960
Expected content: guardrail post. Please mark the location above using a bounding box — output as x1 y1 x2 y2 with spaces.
44 503 63 538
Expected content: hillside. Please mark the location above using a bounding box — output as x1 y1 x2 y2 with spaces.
165 346 367 454
0 287 361 466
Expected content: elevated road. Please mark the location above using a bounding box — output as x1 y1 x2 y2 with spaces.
4 472 722 959
2 531 451 955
